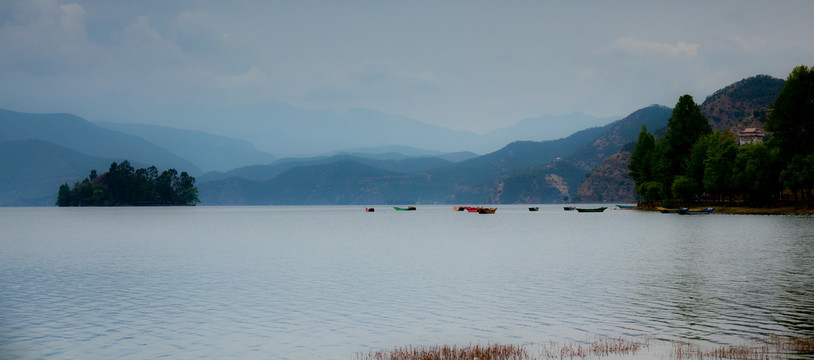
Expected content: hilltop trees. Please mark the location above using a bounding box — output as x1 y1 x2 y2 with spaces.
56 160 199 206
630 65 814 207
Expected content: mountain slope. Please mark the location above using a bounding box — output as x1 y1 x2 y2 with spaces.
576 150 636 203
0 139 125 205
95 121 276 172
484 112 619 147
198 159 446 205
577 76 785 203
701 74 784 134
567 105 672 170
0 108 200 174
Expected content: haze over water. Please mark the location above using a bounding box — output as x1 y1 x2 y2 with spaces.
1 206 812 359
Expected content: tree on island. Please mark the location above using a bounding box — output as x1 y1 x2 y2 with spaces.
56 160 199 206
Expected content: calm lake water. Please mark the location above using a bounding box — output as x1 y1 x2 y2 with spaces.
1 205 813 359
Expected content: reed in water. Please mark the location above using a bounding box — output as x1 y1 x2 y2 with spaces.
355 336 814 360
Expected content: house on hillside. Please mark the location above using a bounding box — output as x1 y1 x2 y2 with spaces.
739 128 765 145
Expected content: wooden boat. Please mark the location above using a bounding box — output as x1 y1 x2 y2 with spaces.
657 207 679 213
453 206 466 211
563 206 576 211
365 207 374 212
528 207 539 211
576 207 607 213
616 204 635 209
465 206 481 212
393 206 416 211
678 207 714 214
477 207 497 214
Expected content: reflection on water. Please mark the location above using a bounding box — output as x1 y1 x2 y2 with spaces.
0 206 812 359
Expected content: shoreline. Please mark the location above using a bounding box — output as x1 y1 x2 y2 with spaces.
633 205 814 215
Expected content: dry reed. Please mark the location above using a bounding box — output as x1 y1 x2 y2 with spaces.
355 336 813 360
672 336 814 359
355 343 530 360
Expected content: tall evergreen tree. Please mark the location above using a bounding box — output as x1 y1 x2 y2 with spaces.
767 65 814 160
665 95 712 172
660 95 712 195
628 125 656 187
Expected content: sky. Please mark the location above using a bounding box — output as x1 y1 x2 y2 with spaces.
1 0 813 134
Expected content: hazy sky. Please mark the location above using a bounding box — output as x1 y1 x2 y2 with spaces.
1 0 812 134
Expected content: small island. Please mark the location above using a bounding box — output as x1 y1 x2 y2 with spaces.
56 160 199 206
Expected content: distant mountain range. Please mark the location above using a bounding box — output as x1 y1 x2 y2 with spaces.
196 105 674 205
0 74 785 206
94 121 276 172
160 100 618 156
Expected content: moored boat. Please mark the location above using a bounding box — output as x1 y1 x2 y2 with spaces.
453 206 466 211
393 206 416 211
528 207 539 211
576 207 607 213
477 207 497 214
465 206 481 212
616 204 635 209
563 206 576 211
365 207 374 212
678 207 714 214
657 207 679 213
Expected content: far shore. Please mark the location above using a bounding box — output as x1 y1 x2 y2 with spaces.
632 205 814 215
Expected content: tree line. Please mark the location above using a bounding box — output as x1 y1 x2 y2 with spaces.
629 65 814 208
56 160 199 206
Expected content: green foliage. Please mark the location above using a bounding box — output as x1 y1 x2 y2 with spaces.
637 181 664 206
671 175 697 206
780 154 814 202
701 132 738 202
732 143 782 206
628 125 656 186
628 66 814 208
767 65 814 161
55 161 199 206
661 95 712 191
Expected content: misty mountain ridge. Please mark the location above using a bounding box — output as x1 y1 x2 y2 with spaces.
196 104 674 205
94 121 276 172
0 108 198 173
0 73 786 205
153 99 618 156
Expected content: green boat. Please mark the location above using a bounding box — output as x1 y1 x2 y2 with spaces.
394 206 416 211
575 207 607 213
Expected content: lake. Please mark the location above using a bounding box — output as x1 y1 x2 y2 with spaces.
1 205 812 359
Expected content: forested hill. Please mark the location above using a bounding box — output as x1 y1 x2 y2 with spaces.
570 75 785 203
701 74 785 133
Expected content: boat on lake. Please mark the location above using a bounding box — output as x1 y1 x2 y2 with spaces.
393 206 416 211
477 207 497 214
616 204 635 209
563 206 576 211
465 206 481 212
365 207 374 212
678 207 714 214
576 207 607 213
453 206 466 211
529 207 539 211
658 207 679 213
